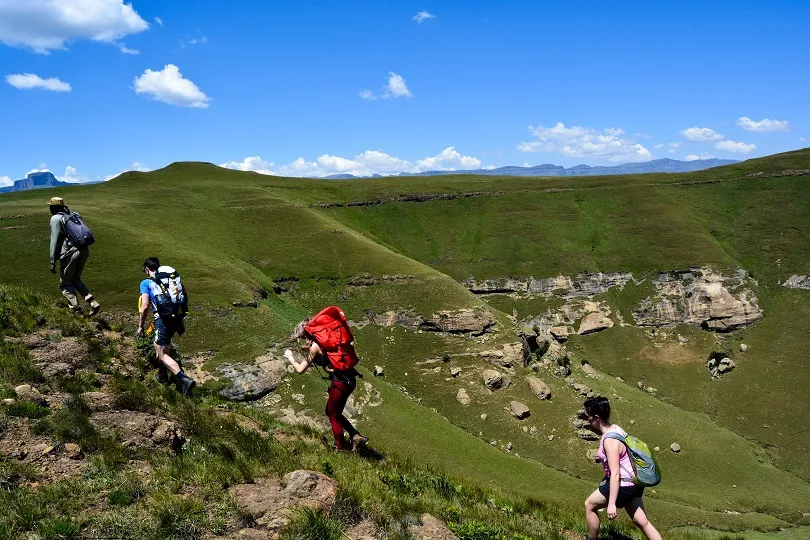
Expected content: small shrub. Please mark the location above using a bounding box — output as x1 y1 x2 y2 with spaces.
0 457 39 489
0 342 43 383
37 517 80 539
280 507 343 540
150 492 206 540
2 401 50 419
53 371 97 395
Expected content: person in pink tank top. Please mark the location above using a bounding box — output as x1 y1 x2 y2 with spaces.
583 397 661 540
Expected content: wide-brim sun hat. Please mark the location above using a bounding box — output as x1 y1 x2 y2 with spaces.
47 197 65 206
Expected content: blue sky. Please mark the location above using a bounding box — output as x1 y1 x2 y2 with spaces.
1 0 808 183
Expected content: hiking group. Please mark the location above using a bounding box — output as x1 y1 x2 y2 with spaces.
46 195 663 538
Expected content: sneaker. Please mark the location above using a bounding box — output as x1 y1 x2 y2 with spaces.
351 434 369 452
176 373 196 396
88 300 101 316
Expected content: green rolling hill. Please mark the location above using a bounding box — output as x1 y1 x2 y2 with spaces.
1 149 809 537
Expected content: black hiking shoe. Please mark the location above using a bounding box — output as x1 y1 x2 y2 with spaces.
155 368 170 385
176 373 196 396
351 434 369 452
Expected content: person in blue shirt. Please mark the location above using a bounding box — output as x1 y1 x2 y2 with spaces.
137 257 196 395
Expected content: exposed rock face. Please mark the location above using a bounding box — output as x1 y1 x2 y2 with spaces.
707 355 736 379
407 514 458 540
81 391 115 412
510 401 530 419
578 313 614 335
482 369 511 390
540 340 568 365
462 272 633 297
7 333 90 378
371 307 496 335
218 355 286 401
230 470 338 538
91 411 184 451
783 275 810 290
450 367 462 377
634 269 762 331
422 308 496 335
580 363 599 379
550 326 571 342
456 388 471 406
14 384 47 406
527 377 551 400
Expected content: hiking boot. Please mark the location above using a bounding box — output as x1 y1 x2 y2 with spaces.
351 434 369 452
86 296 100 316
175 372 196 396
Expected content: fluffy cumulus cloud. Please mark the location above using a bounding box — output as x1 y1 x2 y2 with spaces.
133 64 211 108
0 176 12 188
221 147 485 178
360 72 412 100
413 11 435 23
5 73 71 92
416 147 481 171
714 140 756 154
684 152 715 161
517 123 652 163
736 117 790 133
0 0 149 54
680 127 724 142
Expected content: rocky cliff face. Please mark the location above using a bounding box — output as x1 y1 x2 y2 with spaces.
0 171 71 194
462 272 633 297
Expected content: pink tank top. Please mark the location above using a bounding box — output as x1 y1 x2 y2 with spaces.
598 426 635 487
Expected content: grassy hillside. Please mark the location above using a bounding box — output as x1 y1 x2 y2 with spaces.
1 150 809 537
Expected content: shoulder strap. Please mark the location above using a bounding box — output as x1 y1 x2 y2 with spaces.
604 431 627 444
150 276 169 295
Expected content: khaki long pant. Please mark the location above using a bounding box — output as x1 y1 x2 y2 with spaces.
59 247 91 308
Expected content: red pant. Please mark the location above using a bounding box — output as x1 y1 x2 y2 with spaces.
325 378 358 449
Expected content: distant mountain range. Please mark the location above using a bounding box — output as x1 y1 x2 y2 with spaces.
0 171 72 194
324 158 739 179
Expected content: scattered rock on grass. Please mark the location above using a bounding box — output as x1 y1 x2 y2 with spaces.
482 369 511 390
450 367 462 378
456 388 471 406
671 443 681 453
527 376 551 400
407 513 457 539
14 384 47 406
739 343 748 352
374 365 385 377
509 401 530 419
578 313 614 335
64 443 83 460
550 326 571 343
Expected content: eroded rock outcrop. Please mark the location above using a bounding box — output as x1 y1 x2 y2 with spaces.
783 275 810 290
462 272 633 297
218 355 287 401
91 411 184 451
527 376 551 400
369 307 496 335
634 269 762 331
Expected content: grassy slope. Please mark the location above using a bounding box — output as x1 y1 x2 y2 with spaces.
1 151 809 535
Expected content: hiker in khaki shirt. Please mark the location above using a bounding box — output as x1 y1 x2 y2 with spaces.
48 196 100 315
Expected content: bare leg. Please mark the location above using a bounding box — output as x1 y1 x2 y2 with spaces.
154 343 181 375
624 498 662 540
584 489 607 539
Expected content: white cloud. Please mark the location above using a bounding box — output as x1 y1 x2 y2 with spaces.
220 156 276 175
669 142 681 148
360 72 412 100
684 152 715 161
654 144 664 149
0 0 149 54
714 140 756 154
415 147 481 171
385 72 411 98
181 36 207 47
103 161 152 181
6 73 71 92
0 176 12 188
517 122 652 163
680 127 724 142
221 147 486 177
155 17 163 27
119 45 139 54
413 11 435 23
736 116 790 133
133 64 211 108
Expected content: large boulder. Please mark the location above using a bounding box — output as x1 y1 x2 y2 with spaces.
510 401 530 419
482 369 511 390
707 355 736 379
541 340 568 365
218 355 286 401
480 342 529 370
230 470 338 537
527 377 551 400
14 384 47 406
578 313 614 335
421 308 496 335
91 411 184 451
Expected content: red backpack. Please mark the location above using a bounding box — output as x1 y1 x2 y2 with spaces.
304 306 359 371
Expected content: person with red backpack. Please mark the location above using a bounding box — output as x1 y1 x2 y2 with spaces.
285 306 368 452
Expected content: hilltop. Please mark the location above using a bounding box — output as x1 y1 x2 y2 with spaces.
0 149 809 538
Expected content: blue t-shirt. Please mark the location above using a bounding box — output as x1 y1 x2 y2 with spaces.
139 279 162 313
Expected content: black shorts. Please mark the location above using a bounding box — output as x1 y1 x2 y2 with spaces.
598 480 644 508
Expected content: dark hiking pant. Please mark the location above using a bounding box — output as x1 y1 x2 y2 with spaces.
325 378 358 449
59 247 91 307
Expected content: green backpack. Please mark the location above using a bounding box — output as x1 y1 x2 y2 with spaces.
605 432 661 487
